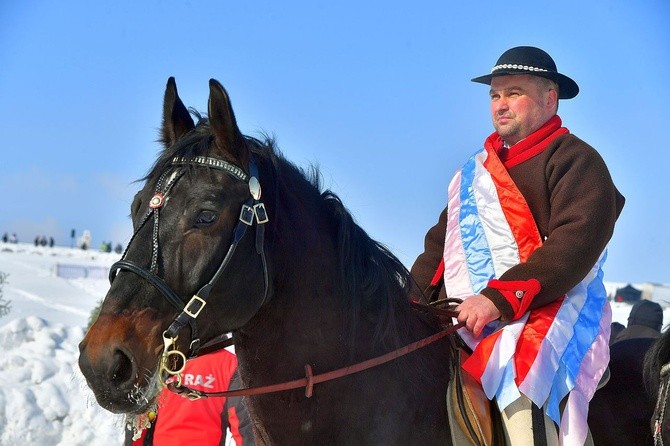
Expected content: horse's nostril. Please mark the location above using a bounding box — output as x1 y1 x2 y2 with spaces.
110 349 134 387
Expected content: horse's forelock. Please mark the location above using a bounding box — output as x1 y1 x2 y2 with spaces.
145 122 213 182
144 110 278 184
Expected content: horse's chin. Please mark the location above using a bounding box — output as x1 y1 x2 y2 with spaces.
93 370 162 415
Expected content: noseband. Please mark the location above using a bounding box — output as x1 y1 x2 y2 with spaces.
109 154 269 379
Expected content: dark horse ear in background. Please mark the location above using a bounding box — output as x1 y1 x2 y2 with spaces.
161 77 195 149
208 79 249 169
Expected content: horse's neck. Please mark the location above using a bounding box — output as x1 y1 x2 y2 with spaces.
238 163 413 380
235 218 347 374
236 265 352 376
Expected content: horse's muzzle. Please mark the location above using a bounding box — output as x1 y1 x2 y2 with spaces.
78 310 163 414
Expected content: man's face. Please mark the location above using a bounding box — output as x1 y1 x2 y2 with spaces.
489 74 557 145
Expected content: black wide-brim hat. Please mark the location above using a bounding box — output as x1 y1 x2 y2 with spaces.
471 46 579 99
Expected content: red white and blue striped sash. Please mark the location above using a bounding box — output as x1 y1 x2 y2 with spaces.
443 147 611 445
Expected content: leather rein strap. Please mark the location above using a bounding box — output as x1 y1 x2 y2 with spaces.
169 304 464 400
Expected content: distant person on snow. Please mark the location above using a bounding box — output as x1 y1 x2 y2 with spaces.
79 230 91 250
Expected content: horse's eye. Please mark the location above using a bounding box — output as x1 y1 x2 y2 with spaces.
195 210 218 227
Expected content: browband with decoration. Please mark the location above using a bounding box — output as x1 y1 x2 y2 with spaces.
171 156 248 181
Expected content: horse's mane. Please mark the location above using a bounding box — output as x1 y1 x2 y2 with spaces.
644 330 668 395
146 111 422 349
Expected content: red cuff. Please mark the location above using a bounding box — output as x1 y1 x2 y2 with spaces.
487 279 541 320
430 259 445 287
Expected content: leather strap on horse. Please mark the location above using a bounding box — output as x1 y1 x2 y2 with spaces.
531 402 548 446
168 321 464 400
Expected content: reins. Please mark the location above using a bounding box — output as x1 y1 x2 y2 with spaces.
168 317 464 401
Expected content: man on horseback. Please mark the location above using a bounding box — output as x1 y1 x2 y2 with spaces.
411 46 625 445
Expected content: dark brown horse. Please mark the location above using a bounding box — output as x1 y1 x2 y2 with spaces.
78 78 454 445
589 337 656 445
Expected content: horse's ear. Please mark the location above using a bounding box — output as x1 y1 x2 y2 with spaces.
208 79 248 166
161 77 195 149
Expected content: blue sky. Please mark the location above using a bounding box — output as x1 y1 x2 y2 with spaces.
1 1 668 284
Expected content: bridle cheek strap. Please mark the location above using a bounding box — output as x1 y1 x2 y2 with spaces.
162 155 270 356
163 194 259 343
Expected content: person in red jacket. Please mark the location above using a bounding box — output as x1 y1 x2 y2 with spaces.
125 348 255 446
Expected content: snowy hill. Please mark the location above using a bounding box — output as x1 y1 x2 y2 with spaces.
0 243 124 445
0 242 667 445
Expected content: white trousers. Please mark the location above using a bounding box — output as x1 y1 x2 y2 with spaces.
501 395 594 446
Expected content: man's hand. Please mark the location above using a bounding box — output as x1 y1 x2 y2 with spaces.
456 295 501 337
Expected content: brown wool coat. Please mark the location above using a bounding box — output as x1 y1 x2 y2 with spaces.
410 133 625 321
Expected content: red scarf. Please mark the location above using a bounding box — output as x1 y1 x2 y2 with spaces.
484 115 569 169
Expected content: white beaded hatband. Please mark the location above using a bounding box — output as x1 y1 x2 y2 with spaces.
491 63 549 73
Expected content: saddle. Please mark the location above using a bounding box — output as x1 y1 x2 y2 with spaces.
447 348 505 446
421 279 504 446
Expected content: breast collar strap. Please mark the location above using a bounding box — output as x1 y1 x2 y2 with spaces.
109 153 270 358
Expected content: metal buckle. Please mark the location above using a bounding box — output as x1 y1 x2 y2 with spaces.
254 203 269 224
184 295 206 318
240 204 254 226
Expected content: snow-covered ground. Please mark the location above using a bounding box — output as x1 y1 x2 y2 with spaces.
0 242 666 445
0 243 124 445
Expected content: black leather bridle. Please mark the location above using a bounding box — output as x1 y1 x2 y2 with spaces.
109 154 269 359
